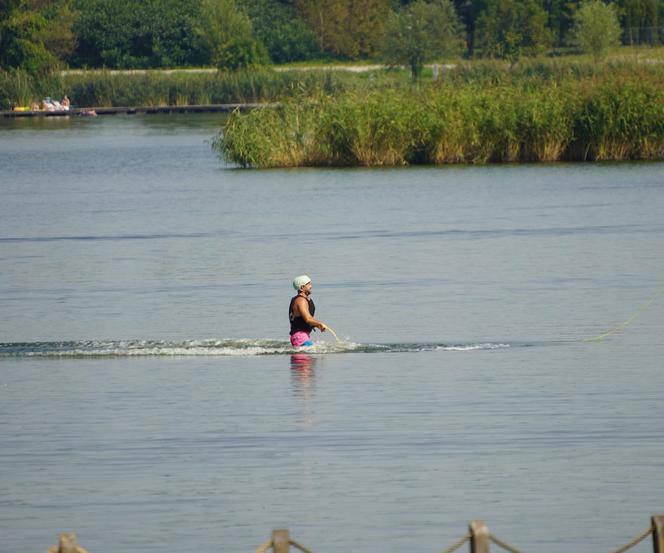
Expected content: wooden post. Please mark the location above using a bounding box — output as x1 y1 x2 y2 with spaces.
653 516 664 553
272 529 290 553
470 520 490 553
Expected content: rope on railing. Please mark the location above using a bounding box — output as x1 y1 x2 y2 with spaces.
609 526 654 553
440 531 472 553
289 539 314 553
255 541 272 553
256 532 473 553
486 526 655 553
489 534 525 553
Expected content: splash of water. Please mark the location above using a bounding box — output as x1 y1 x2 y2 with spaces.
0 339 512 358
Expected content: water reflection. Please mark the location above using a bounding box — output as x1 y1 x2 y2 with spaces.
290 353 316 400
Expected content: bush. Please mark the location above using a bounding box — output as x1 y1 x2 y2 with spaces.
380 0 465 80
474 0 552 63
569 0 622 62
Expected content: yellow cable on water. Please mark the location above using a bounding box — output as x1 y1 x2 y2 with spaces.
325 326 341 343
583 284 664 343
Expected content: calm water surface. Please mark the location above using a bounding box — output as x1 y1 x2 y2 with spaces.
1 115 663 553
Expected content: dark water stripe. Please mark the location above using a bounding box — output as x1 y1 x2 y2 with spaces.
3 224 659 246
0 339 525 358
255 224 659 244
0 232 216 244
325 224 650 241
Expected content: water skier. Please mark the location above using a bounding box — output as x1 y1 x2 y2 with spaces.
289 275 327 347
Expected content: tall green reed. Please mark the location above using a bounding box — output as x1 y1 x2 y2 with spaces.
1 69 352 109
216 74 664 167
213 100 328 167
572 79 664 160
0 70 67 109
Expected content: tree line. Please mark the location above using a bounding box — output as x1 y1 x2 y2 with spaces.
1 0 663 75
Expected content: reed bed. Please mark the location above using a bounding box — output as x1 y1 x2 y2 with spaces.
216 72 664 167
0 69 351 110
212 101 330 167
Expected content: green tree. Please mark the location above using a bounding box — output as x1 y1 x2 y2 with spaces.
451 0 488 54
570 0 621 61
71 0 141 67
475 0 552 62
381 0 466 79
142 0 205 67
543 0 581 47
196 0 268 69
1 0 78 73
72 0 268 69
71 0 206 68
620 0 660 44
295 0 389 58
349 0 390 57
236 0 321 62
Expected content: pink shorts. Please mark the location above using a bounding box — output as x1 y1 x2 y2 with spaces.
290 331 313 347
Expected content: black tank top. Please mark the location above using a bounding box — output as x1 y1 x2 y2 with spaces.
289 295 315 335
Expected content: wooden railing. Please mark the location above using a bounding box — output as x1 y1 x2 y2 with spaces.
255 515 664 553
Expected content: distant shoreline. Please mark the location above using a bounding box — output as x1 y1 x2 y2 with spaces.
1 103 269 118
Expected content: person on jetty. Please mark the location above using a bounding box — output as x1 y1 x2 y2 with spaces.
289 275 327 347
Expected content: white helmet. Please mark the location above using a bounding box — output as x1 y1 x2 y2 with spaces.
292 275 311 291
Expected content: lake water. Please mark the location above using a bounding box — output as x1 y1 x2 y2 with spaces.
1 114 663 553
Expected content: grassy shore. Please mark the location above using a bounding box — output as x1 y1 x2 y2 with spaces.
214 60 664 167
4 52 664 167
0 68 356 111
3 47 664 110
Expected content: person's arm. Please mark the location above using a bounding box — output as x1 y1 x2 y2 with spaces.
293 296 327 332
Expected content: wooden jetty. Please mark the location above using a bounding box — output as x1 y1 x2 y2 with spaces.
1 103 269 118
